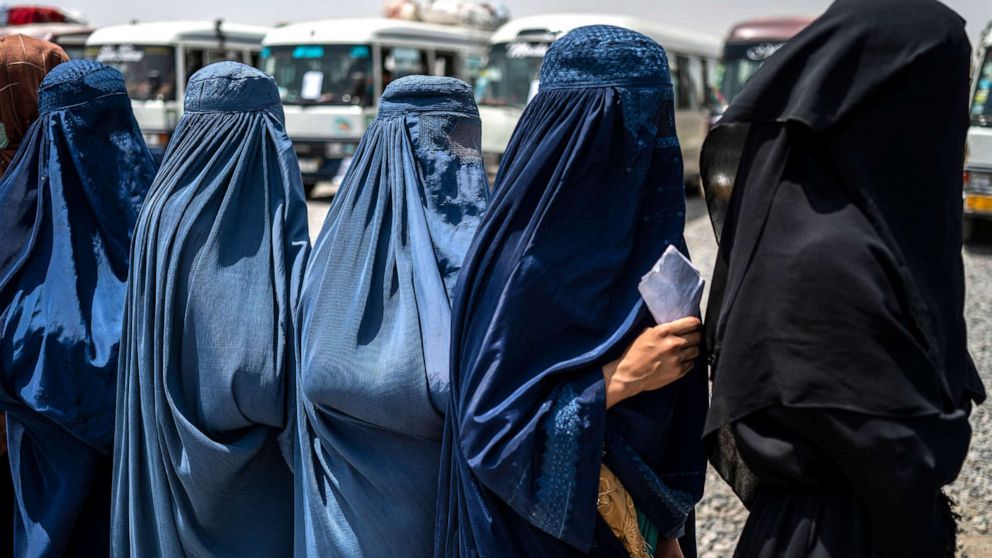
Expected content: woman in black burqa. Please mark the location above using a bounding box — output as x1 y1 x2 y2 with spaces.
702 0 987 556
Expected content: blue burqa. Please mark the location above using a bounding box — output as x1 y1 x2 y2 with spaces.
295 75 489 557
435 26 708 558
0 60 156 557
111 62 310 558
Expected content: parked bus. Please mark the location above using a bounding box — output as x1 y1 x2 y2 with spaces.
474 14 721 180
85 21 269 158
964 22 992 238
718 17 814 109
261 18 491 193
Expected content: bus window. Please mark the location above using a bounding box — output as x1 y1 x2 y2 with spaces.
435 51 458 77
185 49 204 78
185 48 244 79
476 41 546 108
261 44 373 106
87 44 177 101
689 56 706 108
702 58 722 107
972 48 992 127
673 55 696 110
382 47 427 88
462 52 484 86
721 42 783 105
58 42 86 61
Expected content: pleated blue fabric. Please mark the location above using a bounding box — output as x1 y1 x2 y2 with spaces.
435 26 708 557
295 75 488 558
111 61 310 558
0 59 155 557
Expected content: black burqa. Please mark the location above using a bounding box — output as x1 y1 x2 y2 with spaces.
703 0 986 556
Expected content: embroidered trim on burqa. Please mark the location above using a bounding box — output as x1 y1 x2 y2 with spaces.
418 115 483 162
532 383 583 538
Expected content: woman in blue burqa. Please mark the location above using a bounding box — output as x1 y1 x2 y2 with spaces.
295 75 488 557
111 62 309 558
436 26 708 558
0 59 156 557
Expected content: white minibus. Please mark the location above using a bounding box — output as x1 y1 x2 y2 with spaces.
85 21 269 159
261 18 491 193
475 14 721 180
965 22 992 238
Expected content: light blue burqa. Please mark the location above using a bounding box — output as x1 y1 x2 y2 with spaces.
111 61 310 558
295 75 489 557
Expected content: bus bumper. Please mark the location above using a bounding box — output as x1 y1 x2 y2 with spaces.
293 140 358 193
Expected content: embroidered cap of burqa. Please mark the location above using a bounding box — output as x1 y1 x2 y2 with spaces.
296 75 489 557
436 25 708 558
0 59 155 557
111 61 310 558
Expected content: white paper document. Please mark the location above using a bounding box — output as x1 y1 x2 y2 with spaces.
638 245 705 324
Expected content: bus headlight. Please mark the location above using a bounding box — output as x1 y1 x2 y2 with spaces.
965 168 992 194
963 168 992 215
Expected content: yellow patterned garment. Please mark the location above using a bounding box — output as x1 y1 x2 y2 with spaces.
598 464 653 558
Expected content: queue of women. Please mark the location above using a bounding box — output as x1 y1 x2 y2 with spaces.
0 0 986 556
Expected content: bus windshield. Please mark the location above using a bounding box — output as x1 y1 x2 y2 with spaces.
58 43 86 61
972 49 992 127
87 44 176 101
720 42 783 105
475 41 547 108
261 44 373 106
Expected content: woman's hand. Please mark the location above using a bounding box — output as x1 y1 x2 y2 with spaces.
602 317 702 409
656 538 685 558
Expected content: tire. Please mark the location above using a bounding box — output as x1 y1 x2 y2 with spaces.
963 216 976 244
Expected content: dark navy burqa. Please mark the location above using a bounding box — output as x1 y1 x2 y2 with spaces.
436 26 708 558
111 62 310 558
0 60 156 557
296 75 489 558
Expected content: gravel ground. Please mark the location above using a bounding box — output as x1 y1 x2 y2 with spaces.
306 194 992 556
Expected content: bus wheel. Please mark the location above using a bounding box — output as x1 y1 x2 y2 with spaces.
963 216 976 244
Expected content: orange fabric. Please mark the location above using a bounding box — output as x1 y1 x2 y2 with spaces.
0 34 67 171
